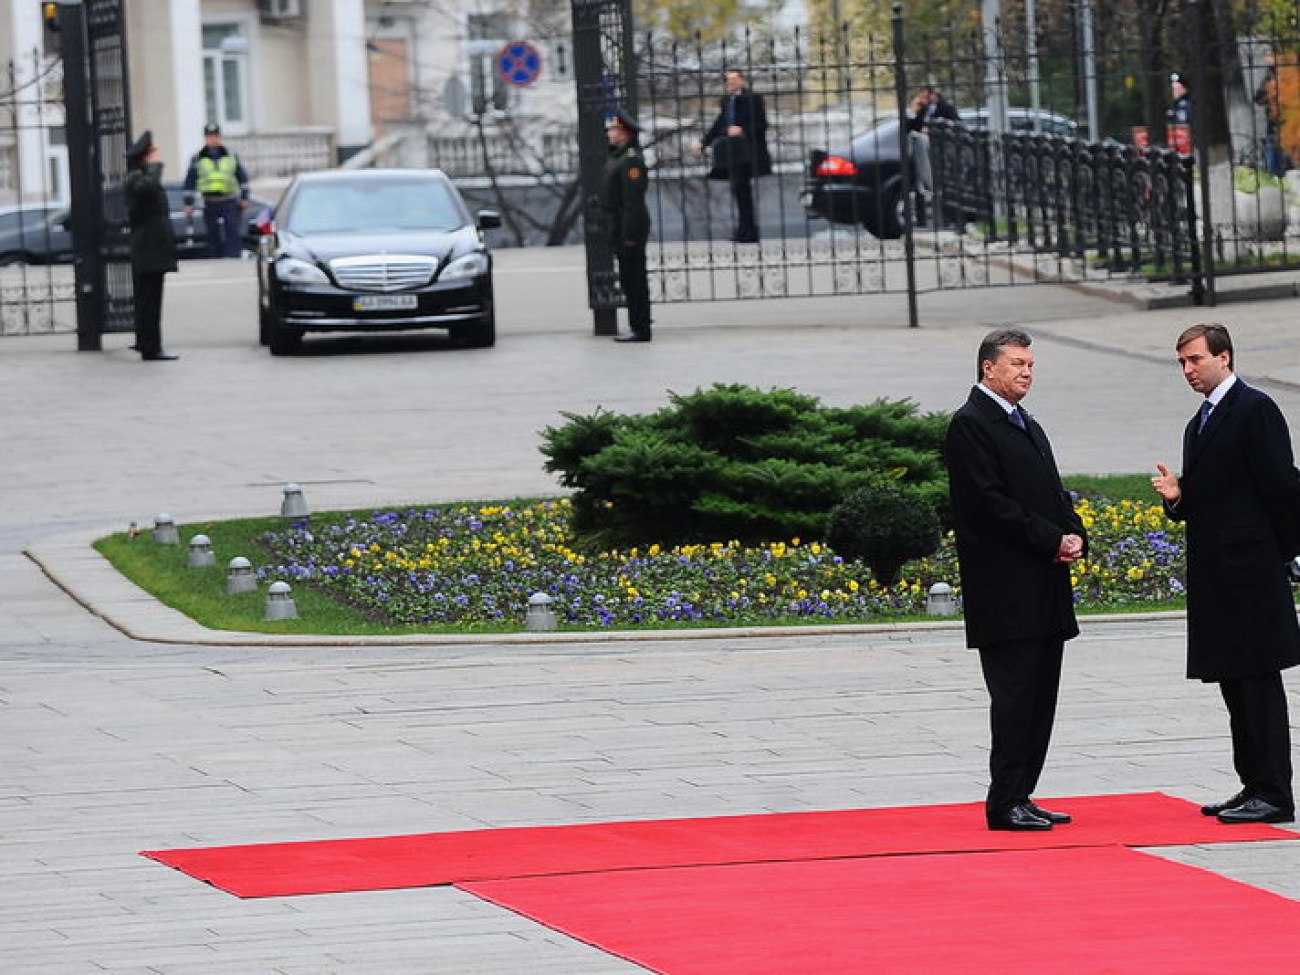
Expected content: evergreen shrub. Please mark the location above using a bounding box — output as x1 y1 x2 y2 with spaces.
539 383 949 551
825 478 942 586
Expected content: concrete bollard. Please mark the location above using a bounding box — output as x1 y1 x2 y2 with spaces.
153 513 180 545
187 534 216 568
226 556 257 594
926 581 956 616
264 580 299 620
525 592 557 631
281 483 309 519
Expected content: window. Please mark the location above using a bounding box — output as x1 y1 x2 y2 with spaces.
467 13 510 114
202 24 250 131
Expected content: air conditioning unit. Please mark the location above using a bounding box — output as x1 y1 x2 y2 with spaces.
260 0 303 22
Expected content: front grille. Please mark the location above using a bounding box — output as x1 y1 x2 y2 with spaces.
329 254 437 292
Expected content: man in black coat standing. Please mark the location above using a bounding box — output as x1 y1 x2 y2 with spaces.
124 131 178 361
601 111 652 343
1152 323 1299 824
694 69 772 244
946 328 1087 831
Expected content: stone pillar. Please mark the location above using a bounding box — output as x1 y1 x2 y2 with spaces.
308 0 372 162
125 0 202 168
7 1 51 202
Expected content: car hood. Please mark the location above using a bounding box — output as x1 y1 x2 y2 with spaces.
278 228 476 264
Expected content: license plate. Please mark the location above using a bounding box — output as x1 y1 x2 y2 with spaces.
353 294 417 311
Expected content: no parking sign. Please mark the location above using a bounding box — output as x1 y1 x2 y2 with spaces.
497 41 542 87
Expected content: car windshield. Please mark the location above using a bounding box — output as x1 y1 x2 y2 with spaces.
285 179 466 235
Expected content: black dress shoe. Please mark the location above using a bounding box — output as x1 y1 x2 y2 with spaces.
614 334 651 343
731 234 760 244
1201 791 1249 817
141 351 179 360
1216 797 1295 824
1026 801 1072 825
987 803 1052 831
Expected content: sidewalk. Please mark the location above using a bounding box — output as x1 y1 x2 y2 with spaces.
1 251 1299 971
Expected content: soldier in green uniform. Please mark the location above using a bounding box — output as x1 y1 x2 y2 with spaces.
602 111 652 343
123 131 179 360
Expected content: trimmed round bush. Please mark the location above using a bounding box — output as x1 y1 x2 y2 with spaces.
826 479 942 586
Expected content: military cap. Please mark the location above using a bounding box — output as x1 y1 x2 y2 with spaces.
203 122 221 136
124 130 153 162
604 110 640 133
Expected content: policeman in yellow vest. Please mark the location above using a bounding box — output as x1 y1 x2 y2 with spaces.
182 123 251 258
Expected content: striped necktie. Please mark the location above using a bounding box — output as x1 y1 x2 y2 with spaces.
1197 400 1213 433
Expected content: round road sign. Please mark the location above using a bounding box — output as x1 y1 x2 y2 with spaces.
497 41 542 87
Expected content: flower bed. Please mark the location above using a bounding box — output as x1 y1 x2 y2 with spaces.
253 496 1186 629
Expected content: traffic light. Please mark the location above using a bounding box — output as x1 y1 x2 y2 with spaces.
41 2 61 57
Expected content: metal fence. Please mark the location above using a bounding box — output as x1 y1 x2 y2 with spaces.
0 50 75 336
553 2 1300 323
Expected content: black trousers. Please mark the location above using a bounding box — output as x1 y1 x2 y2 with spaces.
132 270 166 356
203 198 243 258
728 164 758 240
1219 672 1293 809
615 243 652 338
979 636 1065 815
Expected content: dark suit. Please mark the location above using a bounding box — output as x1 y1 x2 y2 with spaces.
703 88 772 242
945 387 1087 816
1165 378 1300 809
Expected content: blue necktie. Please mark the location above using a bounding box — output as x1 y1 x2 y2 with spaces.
1010 407 1027 430
1197 400 1213 433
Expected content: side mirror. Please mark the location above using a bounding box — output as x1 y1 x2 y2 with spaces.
477 209 501 230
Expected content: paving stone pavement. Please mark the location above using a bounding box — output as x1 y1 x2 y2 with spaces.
2 251 1300 972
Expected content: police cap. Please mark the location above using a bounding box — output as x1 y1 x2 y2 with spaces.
204 122 221 136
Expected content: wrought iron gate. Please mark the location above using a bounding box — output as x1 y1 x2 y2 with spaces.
0 48 74 336
568 3 1273 327
75 0 136 347
0 0 132 344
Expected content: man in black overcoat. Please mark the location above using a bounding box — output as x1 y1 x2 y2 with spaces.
1152 323 1299 824
946 328 1087 831
694 69 772 244
124 130 179 360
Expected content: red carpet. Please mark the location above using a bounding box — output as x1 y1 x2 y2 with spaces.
141 792 1295 898
463 846 1300 973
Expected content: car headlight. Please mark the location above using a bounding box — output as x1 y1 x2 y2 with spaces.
439 252 489 281
275 256 329 286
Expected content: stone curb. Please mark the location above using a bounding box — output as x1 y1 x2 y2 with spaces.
25 523 1187 648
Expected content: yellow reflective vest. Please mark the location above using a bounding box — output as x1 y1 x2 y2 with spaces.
196 154 240 196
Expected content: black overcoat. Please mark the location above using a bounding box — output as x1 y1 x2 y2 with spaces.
945 388 1087 648
1166 379 1300 680
703 89 773 179
124 162 178 274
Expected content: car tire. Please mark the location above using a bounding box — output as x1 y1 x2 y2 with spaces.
863 184 904 240
455 307 496 349
267 311 302 356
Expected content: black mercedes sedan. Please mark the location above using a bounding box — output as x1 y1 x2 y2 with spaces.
255 169 500 355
